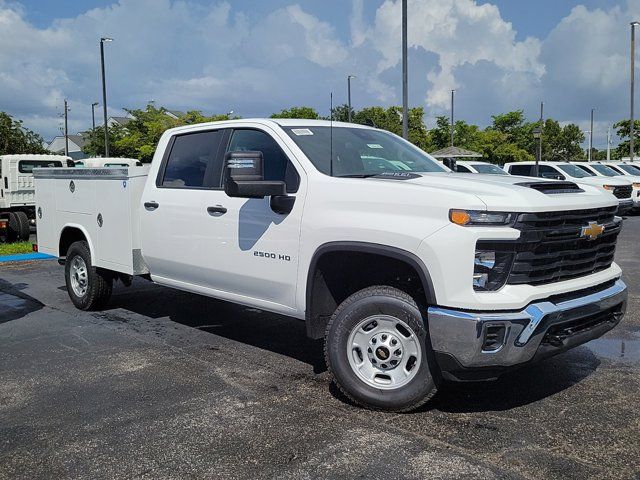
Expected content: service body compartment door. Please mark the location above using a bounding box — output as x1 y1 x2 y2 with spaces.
95 178 133 272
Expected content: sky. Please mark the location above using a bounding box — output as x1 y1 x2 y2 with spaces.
1 0 639 150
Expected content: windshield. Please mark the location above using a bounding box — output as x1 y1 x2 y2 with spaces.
283 126 446 176
619 164 640 175
591 164 621 176
558 164 593 178
471 163 507 175
18 160 63 173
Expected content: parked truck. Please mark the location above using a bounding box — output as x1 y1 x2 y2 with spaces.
34 119 628 411
0 154 70 242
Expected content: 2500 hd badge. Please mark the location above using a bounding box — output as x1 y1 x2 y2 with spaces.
253 250 291 261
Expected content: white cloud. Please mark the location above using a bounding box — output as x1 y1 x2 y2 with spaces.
0 0 638 148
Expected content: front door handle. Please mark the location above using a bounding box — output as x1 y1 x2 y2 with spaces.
144 201 159 211
207 205 227 216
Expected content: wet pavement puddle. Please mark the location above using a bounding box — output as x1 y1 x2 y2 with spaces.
586 334 640 362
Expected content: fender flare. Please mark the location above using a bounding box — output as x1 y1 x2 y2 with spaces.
305 241 437 337
58 224 96 264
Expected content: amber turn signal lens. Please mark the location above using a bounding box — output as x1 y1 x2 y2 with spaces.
450 210 471 225
633 183 640 188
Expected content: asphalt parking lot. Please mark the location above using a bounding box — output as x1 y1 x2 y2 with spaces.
1 219 639 480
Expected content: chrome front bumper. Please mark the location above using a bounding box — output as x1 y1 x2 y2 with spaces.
428 279 627 380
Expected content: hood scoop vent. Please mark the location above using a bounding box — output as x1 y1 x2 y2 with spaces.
516 181 584 194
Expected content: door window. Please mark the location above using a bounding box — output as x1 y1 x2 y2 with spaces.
539 165 564 180
228 129 300 193
455 165 472 173
159 130 224 188
509 164 533 176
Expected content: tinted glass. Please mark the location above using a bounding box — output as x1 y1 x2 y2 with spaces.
229 129 299 193
472 163 507 175
619 164 640 175
162 130 223 188
592 164 621 176
557 164 592 178
18 160 63 173
284 126 446 177
508 164 533 176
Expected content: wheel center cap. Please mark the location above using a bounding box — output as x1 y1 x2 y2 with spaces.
376 347 390 360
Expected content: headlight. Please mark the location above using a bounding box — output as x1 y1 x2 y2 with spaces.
602 185 615 191
473 243 515 291
633 183 640 188
449 209 515 226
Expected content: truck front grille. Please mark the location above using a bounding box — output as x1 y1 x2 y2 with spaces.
509 207 621 285
613 185 632 199
480 207 621 287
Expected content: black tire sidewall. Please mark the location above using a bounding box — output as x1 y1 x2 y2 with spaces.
64 241 111 310
326 289 438 411
15 211 30 241
6 212 19 242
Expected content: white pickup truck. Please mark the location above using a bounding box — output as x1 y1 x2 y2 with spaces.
34 119 628 411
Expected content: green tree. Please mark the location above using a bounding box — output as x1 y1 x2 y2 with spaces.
613 119 640 158
0 112 47 155
82 105 234 162
270 106 319 119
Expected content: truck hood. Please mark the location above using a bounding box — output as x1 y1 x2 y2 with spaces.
370 172 618 212
570 176 631 187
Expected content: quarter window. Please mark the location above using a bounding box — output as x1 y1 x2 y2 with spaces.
509 165 533 176
228 129 300 193
18 160 63 173
161 130 223 188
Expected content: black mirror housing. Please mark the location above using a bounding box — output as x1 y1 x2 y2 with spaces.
224 151 286 198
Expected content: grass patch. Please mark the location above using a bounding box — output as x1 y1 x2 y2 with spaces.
0 241 34 256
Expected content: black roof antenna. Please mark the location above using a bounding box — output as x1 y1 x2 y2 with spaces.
330 92 334 177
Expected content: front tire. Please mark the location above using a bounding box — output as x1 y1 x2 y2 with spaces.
65 241 113 310
325 286 439 412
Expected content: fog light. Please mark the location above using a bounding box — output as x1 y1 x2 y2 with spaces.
473 244 515 291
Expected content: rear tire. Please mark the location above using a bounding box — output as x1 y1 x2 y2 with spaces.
325 286 439 412
15 211 30 241
65 241 112 310
6 212 19 243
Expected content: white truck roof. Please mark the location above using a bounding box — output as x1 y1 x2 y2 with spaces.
79 158 142 167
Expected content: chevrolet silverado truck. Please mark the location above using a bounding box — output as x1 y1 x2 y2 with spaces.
33 119 628 412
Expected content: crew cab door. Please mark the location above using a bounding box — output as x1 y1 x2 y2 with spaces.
141 126 305 313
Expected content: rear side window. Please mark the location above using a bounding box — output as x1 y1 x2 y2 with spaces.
160 130 223 188
18 160 63 173
509 164 533 176
455 164 472 173
228 129 300 193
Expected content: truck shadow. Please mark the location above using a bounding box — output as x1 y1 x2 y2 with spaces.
109 279 601 411
0 278 44 324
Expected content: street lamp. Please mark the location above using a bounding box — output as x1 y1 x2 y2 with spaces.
401 0 408 139
100 37 113 157
91 102 99 130
347 75 356 123
631 22 639 161
450 89 455 147
590 108 595 160
584 130 592 161
533 126 542 177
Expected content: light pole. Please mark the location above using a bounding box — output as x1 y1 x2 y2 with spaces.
100 37 113 157
533 126 541 177
63 99 69 156
585 130 592 161
450 89 455 146
401 0 408 139
91 102 98 130
538 101 544 168
590 108 594 160
347 75 356 123
607 125 612 161
631 22 639 161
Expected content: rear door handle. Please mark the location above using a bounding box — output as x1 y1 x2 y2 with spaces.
144 201 159 211
207 205 227 216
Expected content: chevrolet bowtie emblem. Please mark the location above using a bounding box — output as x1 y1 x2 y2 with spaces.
581 221 605 240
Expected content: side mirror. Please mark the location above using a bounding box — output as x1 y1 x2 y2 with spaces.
443 158 457 172
224 151 286 198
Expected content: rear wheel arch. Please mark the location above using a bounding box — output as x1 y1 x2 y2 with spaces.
59 225 95 262
304 241 437 339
